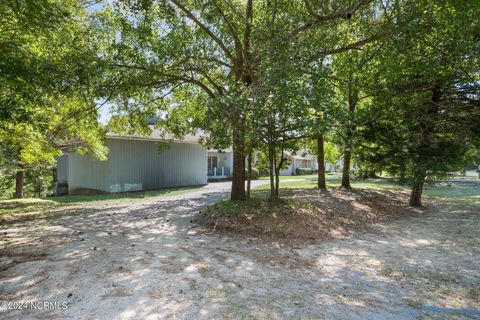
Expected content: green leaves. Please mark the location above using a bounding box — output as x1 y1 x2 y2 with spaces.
355 0 480 182
0 0 108 184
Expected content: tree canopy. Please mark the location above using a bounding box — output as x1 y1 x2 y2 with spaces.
1 0 479 206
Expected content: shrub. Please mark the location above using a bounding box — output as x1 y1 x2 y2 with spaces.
353 168 379 180
295 167 318 175
245 167 260 180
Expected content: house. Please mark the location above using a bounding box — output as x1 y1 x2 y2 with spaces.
56 129 207 194
279 150 318 175
207 148 233 180
206 148 335 178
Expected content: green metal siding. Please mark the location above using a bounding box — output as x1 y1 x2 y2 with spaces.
68 150 108 192
66 138 207 193
57 155 69 183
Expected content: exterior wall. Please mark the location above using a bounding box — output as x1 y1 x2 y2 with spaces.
280 158 317 175
57 155 69 183
68 151 108 192
325 162 335 172
210 151 232 171
65 138 207 193
207 151 233 177
279 161 294 176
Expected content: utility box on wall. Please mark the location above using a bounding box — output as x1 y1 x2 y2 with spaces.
56 182 69 196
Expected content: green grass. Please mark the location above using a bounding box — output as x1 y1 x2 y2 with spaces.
255 175 402 190
449 170 480 180
258 173 338 181
203 196 297 223
50 186 203 204
259 174 317 181
0 186 204 218
424 181 480 205
254 177 480 206
205 197 270 216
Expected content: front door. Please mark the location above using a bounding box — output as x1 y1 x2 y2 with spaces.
208 156 218 175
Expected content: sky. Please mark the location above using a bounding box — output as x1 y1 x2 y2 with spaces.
98 103 111 125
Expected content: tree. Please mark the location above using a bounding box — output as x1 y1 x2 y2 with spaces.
356 0 480 206
303 62 336 189
99 0 393 200
254 60 310 199
330 40 379 188
0 0 108 198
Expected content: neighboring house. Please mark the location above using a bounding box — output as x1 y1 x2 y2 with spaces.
57 129 207 194
207 148 233 180
279 150 318 176
206 148 337 177
325 162 337 172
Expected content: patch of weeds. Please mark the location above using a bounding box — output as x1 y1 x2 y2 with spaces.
37 221 50 229
383 265 477 309
189 279 199 290
466 281 480 301
289 293 305 307
404 298 423 309
204 197 296 218
276 222 285 232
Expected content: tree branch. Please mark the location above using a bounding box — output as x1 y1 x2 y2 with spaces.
169 0 234 62
288 0 375 39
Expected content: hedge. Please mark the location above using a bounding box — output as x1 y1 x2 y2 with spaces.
295 167 318 175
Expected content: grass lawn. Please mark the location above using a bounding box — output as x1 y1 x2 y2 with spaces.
51 186 203 204
259 174 319 180
254 175 480 206
0 186 203 220
258 173 344 181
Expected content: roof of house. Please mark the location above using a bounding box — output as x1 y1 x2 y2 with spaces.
204 148 315 159
284 150 315 161
106 127 205 144
207 147 233 153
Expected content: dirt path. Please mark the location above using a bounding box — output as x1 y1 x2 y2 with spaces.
1 185 479 319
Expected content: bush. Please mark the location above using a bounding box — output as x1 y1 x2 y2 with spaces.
245 167 260 180
0 166 55 199
295 167 318 175
353 168 379 180
0 169 15 199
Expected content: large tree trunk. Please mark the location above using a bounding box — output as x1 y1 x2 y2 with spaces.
316 133 326 189
267 142 275 199
15 165 24 199
341 148 352 188
275 166 280 199
231 126 246 200
342 79 357 189
409 170 426 207
273 150 286 199
409 86 440 207
246 149 252 198
272 144 279 200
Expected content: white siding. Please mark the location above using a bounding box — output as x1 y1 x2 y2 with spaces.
280 164 293 176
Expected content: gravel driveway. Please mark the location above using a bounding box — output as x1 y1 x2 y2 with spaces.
1 182 479 319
